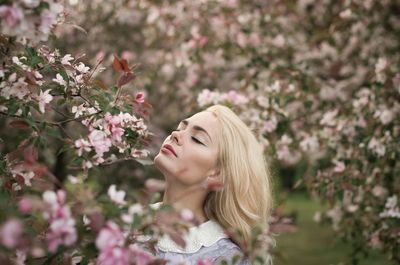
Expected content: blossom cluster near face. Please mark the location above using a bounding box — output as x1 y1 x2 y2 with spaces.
74 110 149 167
95 221 156 265
0 0 63 45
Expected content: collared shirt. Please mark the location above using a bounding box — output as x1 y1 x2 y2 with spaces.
149 202 251 265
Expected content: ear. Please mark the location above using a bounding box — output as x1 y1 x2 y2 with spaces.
205 168 221 183
203 170 224 190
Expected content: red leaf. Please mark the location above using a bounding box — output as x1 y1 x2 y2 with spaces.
168 231 186 248
117 72 136 87
9 120 29 129
113 54 131 73
23 145 38 164
93 80 108 90
143 101 153 109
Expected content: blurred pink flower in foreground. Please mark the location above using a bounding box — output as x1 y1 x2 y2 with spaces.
96 222 155 265
42 190 77 252
107 185 127 206
198 259 214 265
0 218 23 248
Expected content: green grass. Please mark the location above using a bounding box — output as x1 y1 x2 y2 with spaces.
274 192 392 265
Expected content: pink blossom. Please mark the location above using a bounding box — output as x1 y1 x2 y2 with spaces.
379 109 394 125
326 206 342 231
88 130 112 157
18 197 32 214
379 195 400 219
47 214 77 252
372 186 388 198
104 113 125 142
97 247 130 265
75 138 91 156
131 149 150 158
369 231 383 249
0 76 30 100
135 92 145 104
121 203 144 223
107 185 127 206
129 244 155 265
198 259 214 265
339 9 352 19
111 127 124 142
75 62 90 74
333 160 345 173
61 54 74 65
37 89 53 113
53 73 67 87
367 137 386 157
105 112 122 125
180 208 194 221
11 166 35 187
375 58 387 82
226 90 249 105
300 135 319 153
262 117 278 133
197 89 220 107
0 218 23 248
0 5 22 27
320 109 339 127
15 249 27 265
42 190 77 252
95 221 124 251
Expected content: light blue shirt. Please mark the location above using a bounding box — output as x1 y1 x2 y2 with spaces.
155 237 251 265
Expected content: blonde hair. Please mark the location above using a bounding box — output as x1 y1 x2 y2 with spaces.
203 105 273 249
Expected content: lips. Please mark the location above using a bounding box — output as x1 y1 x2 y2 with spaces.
162 144 177 157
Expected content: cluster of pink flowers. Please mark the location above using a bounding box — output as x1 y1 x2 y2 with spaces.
74 111 149 167
379 195 400 219
95 221 155 265
37 48 97 95
10 164 36 191
0 56 53 114
42 190 77 253
197 89 249 107
0 0 63 45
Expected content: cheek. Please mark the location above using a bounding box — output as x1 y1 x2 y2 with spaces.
175 151 217 182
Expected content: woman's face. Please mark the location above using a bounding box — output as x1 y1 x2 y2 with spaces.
154 111 219 186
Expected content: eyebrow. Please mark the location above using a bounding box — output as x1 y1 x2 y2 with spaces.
181 119 213 143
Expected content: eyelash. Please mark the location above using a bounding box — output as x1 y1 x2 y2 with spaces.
191 137 203 145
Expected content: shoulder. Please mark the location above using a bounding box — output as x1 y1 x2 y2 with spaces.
210 238 250 265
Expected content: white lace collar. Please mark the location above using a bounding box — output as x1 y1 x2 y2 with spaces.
150 202 229 254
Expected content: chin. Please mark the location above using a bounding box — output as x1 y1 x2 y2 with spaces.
154 153 174 178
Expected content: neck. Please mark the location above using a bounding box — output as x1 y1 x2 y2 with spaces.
162 180 209 224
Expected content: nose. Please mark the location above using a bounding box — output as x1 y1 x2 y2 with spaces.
170 130 182 145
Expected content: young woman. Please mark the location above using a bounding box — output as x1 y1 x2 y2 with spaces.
152 105 273 264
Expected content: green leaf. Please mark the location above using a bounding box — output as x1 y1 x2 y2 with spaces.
47 127 62 139
25 46 36 57
30 55 43 67
57 98 66 106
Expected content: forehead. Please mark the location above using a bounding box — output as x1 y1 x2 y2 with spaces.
184 111 219 134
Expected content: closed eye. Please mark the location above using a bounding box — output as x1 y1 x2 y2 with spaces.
192 136 204 145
